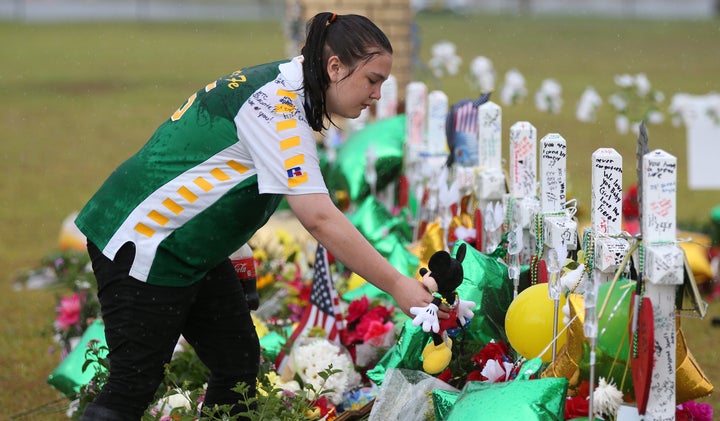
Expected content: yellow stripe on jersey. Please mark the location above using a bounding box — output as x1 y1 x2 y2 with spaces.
276 119 297 132
280 136 300 151
135 222 155 238
148 210 170 226
210 168 230 181
205 81 217 92
194 177 214 192
285 155 305 169
277 89 298 99
177 186 198 203
288 172 308 188
227 160 249 174
162 198 184 215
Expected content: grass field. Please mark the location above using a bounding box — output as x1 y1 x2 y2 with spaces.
1 12 718 419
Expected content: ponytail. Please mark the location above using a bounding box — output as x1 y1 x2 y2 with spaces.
301 12 392 132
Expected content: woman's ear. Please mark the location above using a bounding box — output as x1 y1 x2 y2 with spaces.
326 55 343 83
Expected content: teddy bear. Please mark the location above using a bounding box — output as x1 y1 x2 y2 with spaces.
410 243 476 374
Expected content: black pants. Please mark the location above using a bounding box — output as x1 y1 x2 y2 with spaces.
83 241 259 420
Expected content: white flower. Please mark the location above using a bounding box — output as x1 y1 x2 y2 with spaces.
653 90 665 103
576 87 602 122
153 388 193 416
469 56 496 92
634 73 651 97
593 377 624 419
428 41 462 78
615 115 630 134
292 339 360 405
647 110 665 124
500 69 527 105
614 73 634 88
608 93 627 112
534 78 563 114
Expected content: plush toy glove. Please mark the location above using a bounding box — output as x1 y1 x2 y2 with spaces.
410 303 440 333
457 299 476 326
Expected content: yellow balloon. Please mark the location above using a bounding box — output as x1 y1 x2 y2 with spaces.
505 283 567 363
680 241 712 284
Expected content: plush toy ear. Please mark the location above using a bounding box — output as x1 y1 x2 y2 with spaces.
455 243 467 264
428 250 452 273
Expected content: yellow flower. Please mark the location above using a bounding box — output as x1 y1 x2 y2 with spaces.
253 249 268 262
256 272 274 290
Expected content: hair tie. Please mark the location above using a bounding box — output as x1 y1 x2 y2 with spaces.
326 13 337 25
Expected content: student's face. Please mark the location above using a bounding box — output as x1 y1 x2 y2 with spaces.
324 51 392 119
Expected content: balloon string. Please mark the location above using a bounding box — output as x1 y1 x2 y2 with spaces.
609 323 628 381
620 329 633 393
535 313 579 361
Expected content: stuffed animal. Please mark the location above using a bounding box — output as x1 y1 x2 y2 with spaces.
410 243 476 374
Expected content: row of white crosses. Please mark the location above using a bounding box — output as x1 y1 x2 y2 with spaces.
399 79 683 419
403 80 509 250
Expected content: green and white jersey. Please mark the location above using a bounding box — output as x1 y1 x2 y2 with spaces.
76 56 327 286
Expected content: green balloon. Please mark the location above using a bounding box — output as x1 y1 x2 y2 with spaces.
348 195 413 250
433 389 460 420
596 278 634 361
452 241 513 345
327 115 406 203
47 319 107 397
259 330 289 363
445 377 568 421
366 320 426 385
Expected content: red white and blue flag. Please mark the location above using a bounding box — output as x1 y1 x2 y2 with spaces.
275 243 345 373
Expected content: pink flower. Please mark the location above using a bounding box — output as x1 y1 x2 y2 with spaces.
55 292 83 331
362 321 393 346
677 400 713 421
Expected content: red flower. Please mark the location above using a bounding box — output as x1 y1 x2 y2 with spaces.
465 370 483 382
622 184 639 218
437 369 452 383
564 380 590 419
470 341 509 368
366 303 394 321
564 395 589 419
346 296 370 325
55 292 83 331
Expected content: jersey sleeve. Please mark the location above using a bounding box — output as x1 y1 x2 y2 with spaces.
234 78 328 196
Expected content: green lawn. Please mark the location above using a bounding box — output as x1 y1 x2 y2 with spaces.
1 13 718 419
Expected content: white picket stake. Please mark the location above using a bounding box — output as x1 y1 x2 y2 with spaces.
586 148 629 419
589 149 630 284
509 121 537 199
376 74 398 120
478 100 503 171
403 81 428 238
642 149 683 420
475 100 505 252
426 90 448 156
405 81 427 149
505 122 539 266
539 133 576 362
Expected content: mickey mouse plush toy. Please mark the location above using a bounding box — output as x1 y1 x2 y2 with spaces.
410 243 476 374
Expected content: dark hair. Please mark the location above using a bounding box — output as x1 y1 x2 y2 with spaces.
301 12 393 132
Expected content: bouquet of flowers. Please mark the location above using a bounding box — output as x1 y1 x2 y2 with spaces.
341 296 396 371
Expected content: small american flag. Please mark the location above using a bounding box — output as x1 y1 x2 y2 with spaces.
453 101 479 134
275 243 345 373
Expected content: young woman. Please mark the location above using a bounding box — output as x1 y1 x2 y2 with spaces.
76 12 439 419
